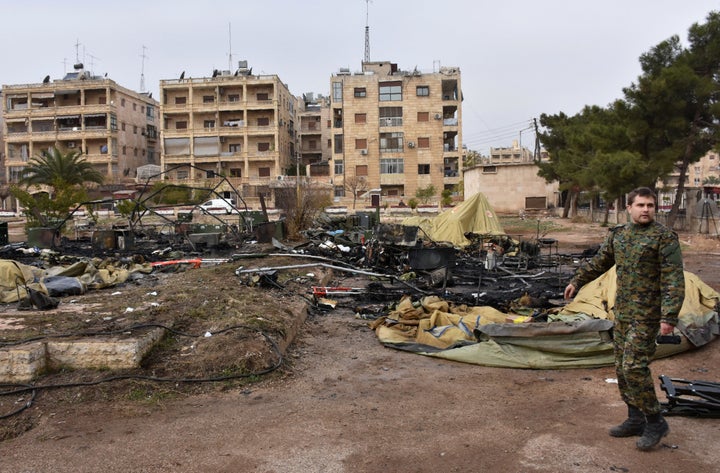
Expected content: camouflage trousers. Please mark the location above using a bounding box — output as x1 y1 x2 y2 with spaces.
613 319 661 415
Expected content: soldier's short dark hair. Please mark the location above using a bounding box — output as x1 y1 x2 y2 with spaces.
628 187 657 205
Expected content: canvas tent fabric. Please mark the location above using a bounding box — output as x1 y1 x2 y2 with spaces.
0 259 155 302
401 192 505 247
374 269 719 369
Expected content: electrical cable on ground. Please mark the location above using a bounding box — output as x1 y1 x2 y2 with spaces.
0 324 283 420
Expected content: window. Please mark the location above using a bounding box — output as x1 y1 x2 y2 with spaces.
334 134 344 153
257 93 269 101
204 120 216 129
355 113 366 124
417 112 429 122
176 121 187 129
482 166 497 174
379 81 402 101
177 170 188 180
308 121 317 130
258 142 270 152
229 144 241 153
203 95 215 103
121 98 126 107
134 148 138 157
230 168 242 177
355 138 367 150
175 96 186 105
380 107 402 126
110 114 117 130
416 86 430 96
418 164 430 174
379 132 404 152
228 94 240 102
122 145 127 155
133 125 138 134
257 117 270 126
334 159 344 175
308 139 317 150
356 165 368 176
133 103 137 111
258 167 271 177
121 122 126 131
380 158 404 174
334 186 345 197
332 82 343 101
418 137 430 148
98 96 106 105
354 87 366 98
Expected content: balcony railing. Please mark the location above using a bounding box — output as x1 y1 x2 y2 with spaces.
379 117 402 127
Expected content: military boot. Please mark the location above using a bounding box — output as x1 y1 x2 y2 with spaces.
636 414 669 451
609 405 646 437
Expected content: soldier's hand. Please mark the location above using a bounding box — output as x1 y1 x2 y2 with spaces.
564 283 576 300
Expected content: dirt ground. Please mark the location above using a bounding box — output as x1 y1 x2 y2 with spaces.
1 219 720 473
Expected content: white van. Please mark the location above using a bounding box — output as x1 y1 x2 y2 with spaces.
199 198 237 214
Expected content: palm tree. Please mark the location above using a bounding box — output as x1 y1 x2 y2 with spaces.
19 147 104 188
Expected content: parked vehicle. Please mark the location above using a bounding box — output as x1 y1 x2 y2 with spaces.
198 198 237 214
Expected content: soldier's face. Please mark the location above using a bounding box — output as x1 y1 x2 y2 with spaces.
627 195 656 224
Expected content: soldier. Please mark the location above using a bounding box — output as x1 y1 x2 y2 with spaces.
563 187 685 451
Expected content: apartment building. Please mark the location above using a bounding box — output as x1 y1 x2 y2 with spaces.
159 62 296 206
0 90 5 184
297 93 332 181
328 61 462 206
1 65 159 185
658 150 720 211
488 140 535 164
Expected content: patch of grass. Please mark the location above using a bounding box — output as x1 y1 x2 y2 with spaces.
125 386 174 405
499 216 568 236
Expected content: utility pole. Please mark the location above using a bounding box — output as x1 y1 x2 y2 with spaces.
533 117 541 162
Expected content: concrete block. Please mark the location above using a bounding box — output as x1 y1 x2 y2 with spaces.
0 342 47 383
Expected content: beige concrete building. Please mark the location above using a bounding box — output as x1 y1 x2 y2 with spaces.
159 62 296 206
2 65 159 185
464 162 559 214
657 150 720 211
327 61 462 207
298 93 332 182
0 90 5 185
488 140 536 164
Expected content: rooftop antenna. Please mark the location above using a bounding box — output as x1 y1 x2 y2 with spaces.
140 45 148 92
74 39 81 63
228 23 233 71
87 53 100 73
364 0 371 63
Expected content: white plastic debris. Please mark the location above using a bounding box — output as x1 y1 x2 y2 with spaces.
124 307 134 313
204 331 212 337
111 291 122 296
605 378 618 384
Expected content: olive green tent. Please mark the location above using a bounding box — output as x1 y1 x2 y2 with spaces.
402 192 505 247
374 269 719 369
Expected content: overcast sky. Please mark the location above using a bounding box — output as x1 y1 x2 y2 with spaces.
1 1 717 155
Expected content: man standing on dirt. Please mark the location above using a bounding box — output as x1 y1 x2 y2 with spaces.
563 187 685 451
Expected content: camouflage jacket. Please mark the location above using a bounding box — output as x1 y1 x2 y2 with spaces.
570 221 685 325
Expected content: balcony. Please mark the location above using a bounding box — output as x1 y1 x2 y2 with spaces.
380 117 402 127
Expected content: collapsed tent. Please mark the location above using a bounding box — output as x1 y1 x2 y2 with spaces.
402 192 505 248
0 259 155 303
374 269 720 369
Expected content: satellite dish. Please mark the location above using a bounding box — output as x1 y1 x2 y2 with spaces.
43 75 50 83
179 71 185 80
